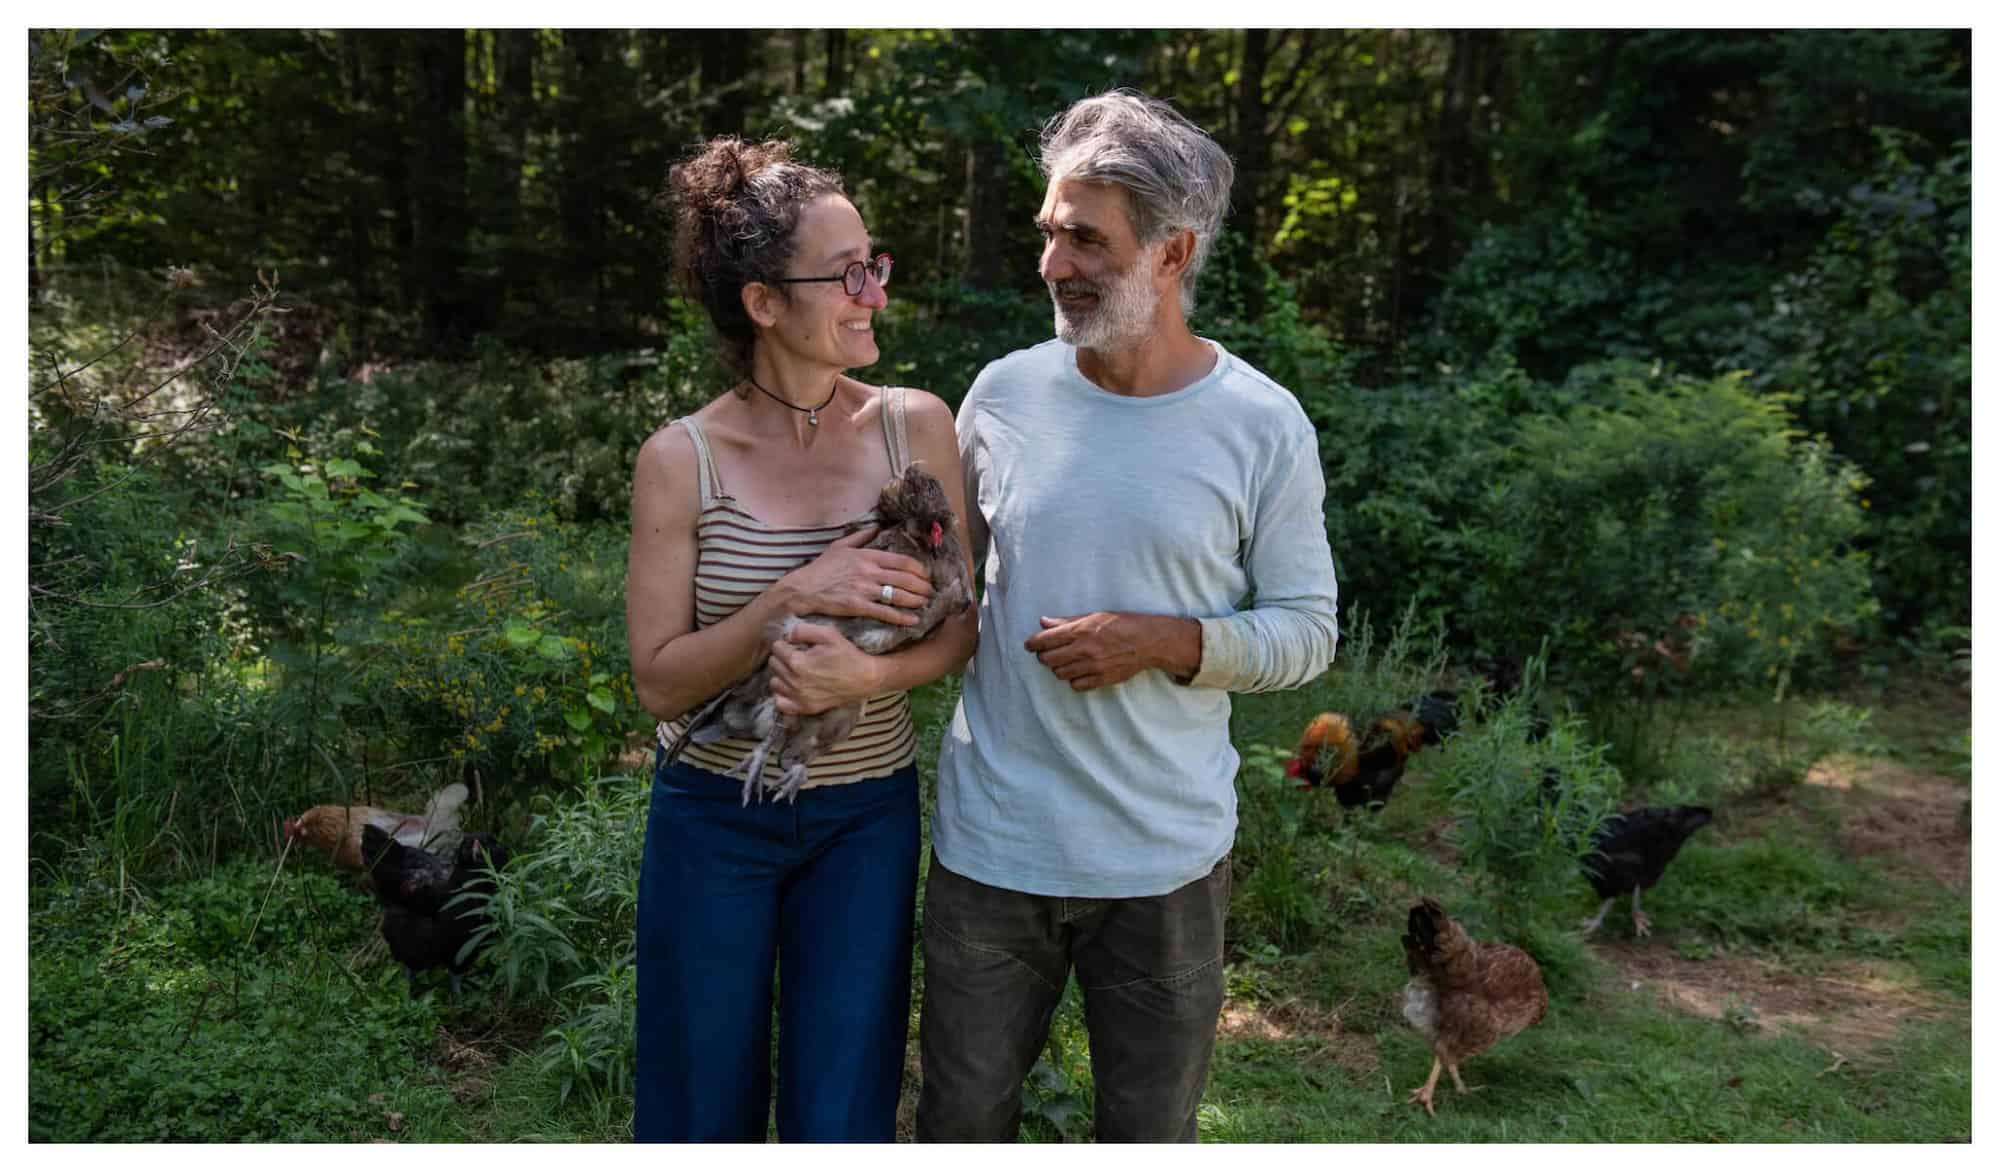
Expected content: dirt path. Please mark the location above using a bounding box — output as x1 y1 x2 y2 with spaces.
1594 941 1946 1059
1599 754 1967 1058
1801 756 1970 893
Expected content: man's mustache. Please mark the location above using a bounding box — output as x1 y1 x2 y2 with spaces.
1052 279 1100 299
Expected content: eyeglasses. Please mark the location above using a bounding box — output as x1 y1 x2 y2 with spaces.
771 253 893 297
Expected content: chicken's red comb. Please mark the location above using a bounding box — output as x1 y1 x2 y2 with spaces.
928 521 944 548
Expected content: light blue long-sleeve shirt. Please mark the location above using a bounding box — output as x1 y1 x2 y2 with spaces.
934 338 1340 898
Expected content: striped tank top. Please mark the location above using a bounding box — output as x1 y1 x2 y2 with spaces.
653 387 919 790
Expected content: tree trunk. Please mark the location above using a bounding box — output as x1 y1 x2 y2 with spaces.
700 31 752 137
1233 29 1271 316
964 31 1013 291
824 29 848 96
480 28 536 338
562 30 612 342
1419 29 1500 313
412 29 470 348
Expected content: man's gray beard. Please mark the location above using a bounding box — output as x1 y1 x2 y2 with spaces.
1051 252 1159 353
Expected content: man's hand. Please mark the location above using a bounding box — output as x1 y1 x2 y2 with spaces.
1024 612 1202 691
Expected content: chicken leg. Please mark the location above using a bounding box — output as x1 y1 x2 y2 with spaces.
1580 896 1616 936
1630 887 1652 938
1408 1056 1444 1117
1409 1057 1483 1116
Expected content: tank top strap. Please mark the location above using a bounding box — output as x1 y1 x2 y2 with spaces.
880 386 911 473
677 417 723 506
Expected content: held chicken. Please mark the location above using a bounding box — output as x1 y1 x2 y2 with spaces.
1400 899 1547 1117
1579 804 1713 938
671 464 971 805
283 782 469 874
360 824 510 1001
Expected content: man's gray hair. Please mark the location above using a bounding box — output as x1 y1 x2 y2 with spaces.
1038 89 1235 315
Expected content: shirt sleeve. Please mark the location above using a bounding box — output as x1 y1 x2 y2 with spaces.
1186 418 1340 693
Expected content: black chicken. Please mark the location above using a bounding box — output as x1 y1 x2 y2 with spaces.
1578 804 1713 938
672 464 971 805
1411 690 1461 746
361 824 511 999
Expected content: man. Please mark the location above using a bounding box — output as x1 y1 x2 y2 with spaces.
917 90 1341 1143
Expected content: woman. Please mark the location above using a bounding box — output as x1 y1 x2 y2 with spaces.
625 137 975 1142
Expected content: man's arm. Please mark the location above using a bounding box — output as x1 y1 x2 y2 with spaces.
1184 420 1340 693
1028 417 1339 694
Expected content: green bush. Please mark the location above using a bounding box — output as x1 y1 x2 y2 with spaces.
474 772 650 1106
363 502 637 792
1454 366 1876 699
1425 676 1621 938
1311 366 1528 630
1721 135 1970 632
873 280 1052 407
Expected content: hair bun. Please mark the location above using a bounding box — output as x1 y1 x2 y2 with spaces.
666 137 796 215
662 135 844 376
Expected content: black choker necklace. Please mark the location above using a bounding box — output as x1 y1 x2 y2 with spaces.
746 374 839 426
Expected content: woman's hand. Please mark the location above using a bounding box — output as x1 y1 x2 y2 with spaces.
769 623 883 716
776 527 933 626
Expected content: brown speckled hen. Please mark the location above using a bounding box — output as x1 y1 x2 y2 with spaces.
1400 899 1548 1117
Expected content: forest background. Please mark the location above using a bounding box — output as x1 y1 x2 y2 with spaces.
24 27 1975 1141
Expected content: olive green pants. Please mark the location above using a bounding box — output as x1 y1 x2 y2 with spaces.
914 852 1230 1143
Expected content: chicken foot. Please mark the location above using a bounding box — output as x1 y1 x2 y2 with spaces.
1579 897 1616 936
1407 1057 1482 1116
1630 887 1652 938
1408 1056 1443 1117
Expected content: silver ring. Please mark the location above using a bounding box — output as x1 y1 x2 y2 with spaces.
880 583 895 604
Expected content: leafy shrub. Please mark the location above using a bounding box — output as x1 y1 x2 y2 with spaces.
471 771 649 1106
1229 744 1337 954
236 301 718 528
1719 135 1970 631
873 280 1051 408
1425 676 1621 938
1454 365 1876 701
1227 604 1449 955
365 502 638 792
1310 361 1540 640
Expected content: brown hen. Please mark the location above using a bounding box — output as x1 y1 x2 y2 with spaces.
282 782 469 873
1399 898 1547 1116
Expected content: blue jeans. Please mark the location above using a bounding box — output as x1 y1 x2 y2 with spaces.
633 751 920 1142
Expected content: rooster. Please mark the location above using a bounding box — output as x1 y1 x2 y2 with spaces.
1285 695 1453 809
1579 804 1713 938
671 464 971 805
283 782 469 874
1400 899 1547 1117
360 824 510 1000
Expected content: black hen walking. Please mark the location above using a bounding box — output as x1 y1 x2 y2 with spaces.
1578 805 1713 938
361 824 511 999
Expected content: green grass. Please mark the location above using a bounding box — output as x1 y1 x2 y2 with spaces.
26 672 1971 1141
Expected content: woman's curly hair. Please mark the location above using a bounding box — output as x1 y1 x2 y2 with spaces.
663 137 846 376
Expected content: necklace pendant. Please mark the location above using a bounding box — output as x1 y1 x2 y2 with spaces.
808 409 819 426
